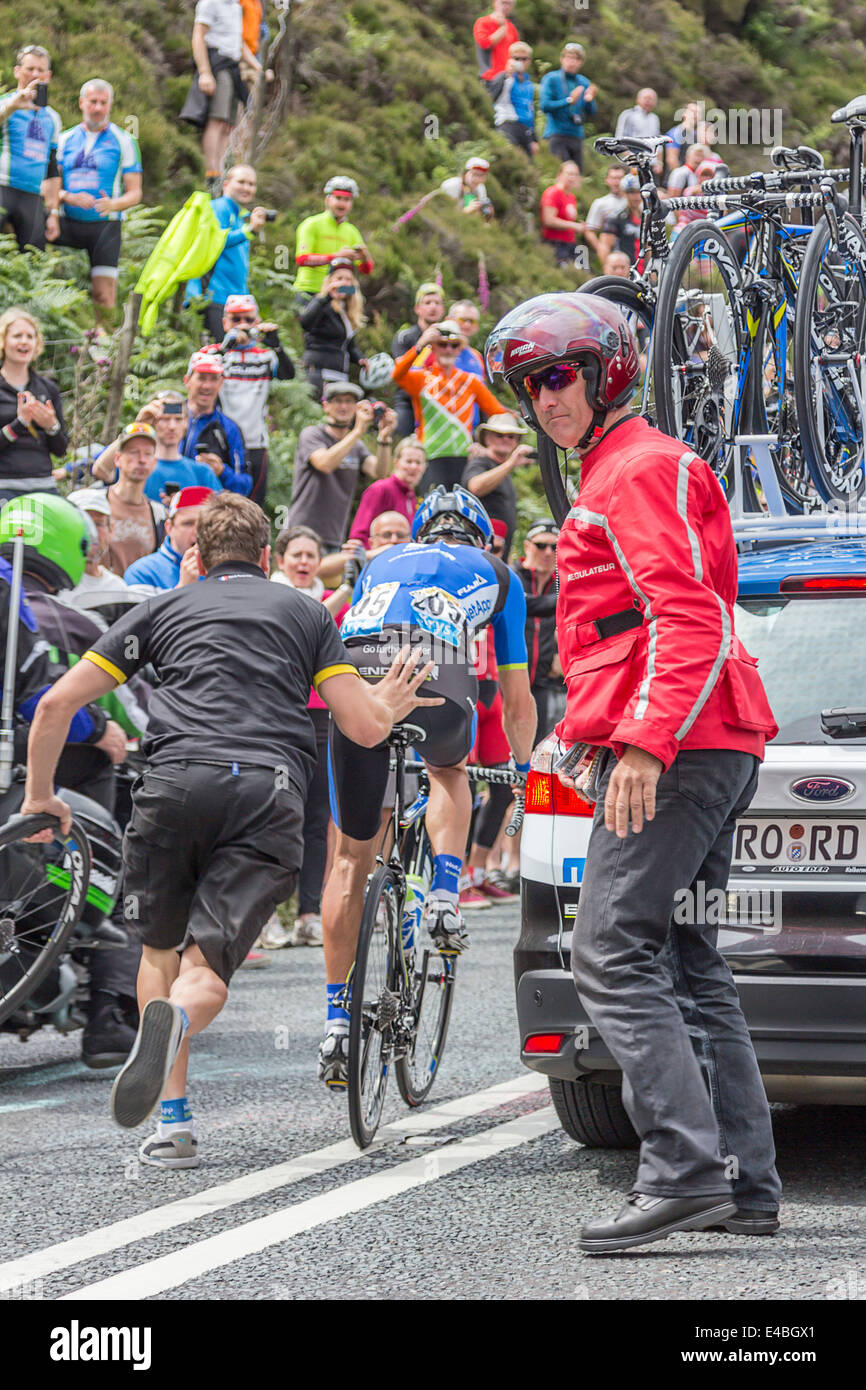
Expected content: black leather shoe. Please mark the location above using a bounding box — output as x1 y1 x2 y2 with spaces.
580 1192 738 1254
692 1208 780 1236
82 1004 138 1069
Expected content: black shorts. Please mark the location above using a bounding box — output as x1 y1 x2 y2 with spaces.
329 628 478 842
56 216 123 275
547 133 584 169
0 185 45 251
123 761 304 984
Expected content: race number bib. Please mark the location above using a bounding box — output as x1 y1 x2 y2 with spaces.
410 586 466 648
341 581 399 639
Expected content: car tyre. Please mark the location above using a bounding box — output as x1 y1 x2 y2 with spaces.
549 1076 639 1149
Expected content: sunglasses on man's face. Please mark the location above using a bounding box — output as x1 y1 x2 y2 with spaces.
230 315 256 325
524 361 583 400
530 540 557 552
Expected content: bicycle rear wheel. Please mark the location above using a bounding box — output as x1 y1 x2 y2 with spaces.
653 219 745 497
793 215 866 502
347 862 402 1149
0 814 91 1027
582 275 657 422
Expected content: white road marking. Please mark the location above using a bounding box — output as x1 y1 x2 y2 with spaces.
63 1105 559 1300
0 1072 547 1292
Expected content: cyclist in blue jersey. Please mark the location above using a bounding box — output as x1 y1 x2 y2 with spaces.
50 79 142 324
319 485 537 1087
0 45 61 251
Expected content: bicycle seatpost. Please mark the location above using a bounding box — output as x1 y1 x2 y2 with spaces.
849 124 864 222
0 531 25 794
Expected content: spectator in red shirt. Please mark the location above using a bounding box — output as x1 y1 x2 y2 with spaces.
473 0 519 86
348 430 421 548
540 161 584 267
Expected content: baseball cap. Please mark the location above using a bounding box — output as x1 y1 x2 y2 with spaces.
474 412 528 442
187 350 224 376
168 486 212 517
67 487 111 518
414 281 443 306
224 294 258 316
562 42 585 54
464 156 490 172
434 318 465 341
322 380 364 401
329 256 355 273
490 518 509 540
526 519 560 542
118 422 157 448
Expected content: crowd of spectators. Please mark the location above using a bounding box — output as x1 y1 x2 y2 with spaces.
0 7 735 973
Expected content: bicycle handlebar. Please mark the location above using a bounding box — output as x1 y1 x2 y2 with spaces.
700 167 847 195
663 189 832 213
470 765 527 838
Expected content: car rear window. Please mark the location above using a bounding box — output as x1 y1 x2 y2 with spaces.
735 596 866 741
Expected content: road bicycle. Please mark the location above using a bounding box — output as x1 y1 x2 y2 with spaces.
346 723 525 1148
793 94 866 503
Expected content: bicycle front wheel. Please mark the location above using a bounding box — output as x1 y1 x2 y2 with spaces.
653 219 745 497
347 862 402 1149
793 214 866 503
0 814 91 1027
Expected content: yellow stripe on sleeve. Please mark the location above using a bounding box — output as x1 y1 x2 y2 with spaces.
312 663 361 690
82 650 128 686
497 661 528 672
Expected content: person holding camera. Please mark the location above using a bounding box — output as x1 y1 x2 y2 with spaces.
439 157 494 219
286 383 393 552
208 293 294 504
462 413 532 560
0 44 61 252
181 351 252 495
392 319 504 492
294 175 373 302
187 165 270 341
297 258 369 402
126 392 224 501
539 42 597 170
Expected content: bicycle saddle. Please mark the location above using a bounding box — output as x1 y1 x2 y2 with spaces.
390 723 427 748
831 95 866 123
594 134 670 157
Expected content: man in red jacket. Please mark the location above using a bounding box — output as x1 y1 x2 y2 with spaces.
486 292 782 1254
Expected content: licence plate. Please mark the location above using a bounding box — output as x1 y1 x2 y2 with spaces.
732 818 866 876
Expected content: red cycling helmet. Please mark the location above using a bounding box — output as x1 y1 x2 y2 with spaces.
485 292 639 442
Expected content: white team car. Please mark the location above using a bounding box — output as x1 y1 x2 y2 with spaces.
516 524 866 1147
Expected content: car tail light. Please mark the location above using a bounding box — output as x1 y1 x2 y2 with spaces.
524 1032 567 1054
525 768 594 817
781 575 866 593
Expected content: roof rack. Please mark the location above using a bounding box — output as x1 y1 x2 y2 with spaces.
732 510 866 550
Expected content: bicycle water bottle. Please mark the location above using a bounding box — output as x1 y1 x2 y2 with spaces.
402 870 428 954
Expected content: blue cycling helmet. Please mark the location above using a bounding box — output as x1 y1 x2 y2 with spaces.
412 485 493 548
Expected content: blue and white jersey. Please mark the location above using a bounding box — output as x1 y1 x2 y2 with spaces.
0 106 61 193
343 541 529 669
56 122 142 222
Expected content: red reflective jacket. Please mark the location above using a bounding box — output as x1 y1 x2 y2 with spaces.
555 416 778 769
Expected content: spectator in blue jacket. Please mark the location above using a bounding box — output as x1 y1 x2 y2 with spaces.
124 486 211 588
539 42 597 170
187 164 268 340
181 351 252 495
489 41 538 158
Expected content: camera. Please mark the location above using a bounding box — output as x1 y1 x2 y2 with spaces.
163 482 182 497
34 83 49 108
524 448 538 460
263 209 278 222
162 401 183 416
370 400 387 427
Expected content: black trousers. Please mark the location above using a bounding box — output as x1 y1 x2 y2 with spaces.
547 133 584 169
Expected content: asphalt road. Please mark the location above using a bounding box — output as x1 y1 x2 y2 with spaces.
1 900 865 1303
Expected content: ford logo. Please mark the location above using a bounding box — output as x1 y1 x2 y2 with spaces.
790 777 855 804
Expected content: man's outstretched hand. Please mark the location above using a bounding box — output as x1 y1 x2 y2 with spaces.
604 744 663 838
372 645 444 726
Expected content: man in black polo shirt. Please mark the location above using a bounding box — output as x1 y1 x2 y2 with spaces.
22 492 440 1170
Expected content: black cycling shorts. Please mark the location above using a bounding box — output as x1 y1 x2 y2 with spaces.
56 216 123 275
123 761 304 983
328 627 478 842
0 185 45 251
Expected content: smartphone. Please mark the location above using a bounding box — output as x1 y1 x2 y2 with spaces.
34 83 49 108
163 482 181 497
162 401 183 416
